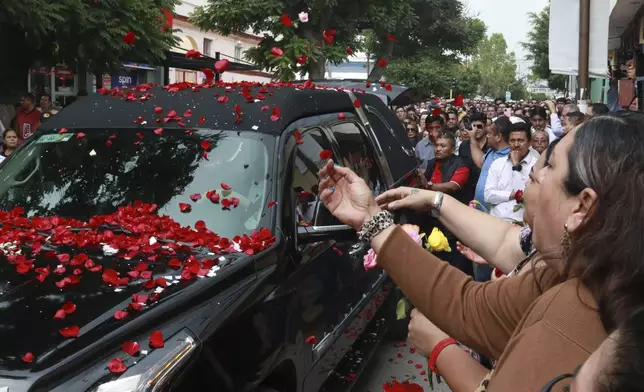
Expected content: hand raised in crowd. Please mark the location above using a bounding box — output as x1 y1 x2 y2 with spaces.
375 187 434 213
544 100 556 113
408 308 450 358
456 241 488 265
318 160 380 231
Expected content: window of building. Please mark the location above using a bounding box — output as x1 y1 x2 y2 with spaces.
234 44 243 60
203 39 212 57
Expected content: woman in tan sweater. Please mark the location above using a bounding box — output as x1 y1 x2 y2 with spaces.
317 113 644 390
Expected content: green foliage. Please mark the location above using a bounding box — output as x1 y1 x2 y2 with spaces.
509 79 529 101
522 6 567 91
470 33 517 98
192 0 484 81
0 0 179 97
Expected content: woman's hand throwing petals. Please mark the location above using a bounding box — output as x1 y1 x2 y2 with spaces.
375 187 434 213
318 160 380 231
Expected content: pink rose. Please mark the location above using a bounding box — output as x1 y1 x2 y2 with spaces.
363 226 422 270
363 249 377 270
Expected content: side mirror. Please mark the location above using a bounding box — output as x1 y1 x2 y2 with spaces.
297 224 356 245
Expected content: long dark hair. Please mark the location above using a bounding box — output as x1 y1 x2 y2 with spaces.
563 112 644 331
598 307 644 391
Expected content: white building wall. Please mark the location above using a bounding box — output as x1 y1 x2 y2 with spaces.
170 1 271 83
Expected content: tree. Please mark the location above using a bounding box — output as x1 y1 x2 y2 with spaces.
522 6 567 91
0 0 179 101
364 0 486 81
385 56 454 97
509 79 529 101
470 33 516 98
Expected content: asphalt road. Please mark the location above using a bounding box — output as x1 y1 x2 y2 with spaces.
352 340 451 392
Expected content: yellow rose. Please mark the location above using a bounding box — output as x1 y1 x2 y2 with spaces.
426 228 451 252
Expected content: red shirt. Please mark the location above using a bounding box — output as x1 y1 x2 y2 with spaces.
15 108 41 140
430 161 470 188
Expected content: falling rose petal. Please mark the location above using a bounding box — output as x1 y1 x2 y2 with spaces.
280 13 293 27
21 352 34 363
200 140 212 150
201 68 215 84
305 335 317 344
154 106 163 114
105 140 113 147
377 58 388 68
179 202 191 213
185 49 202 59
122 341 140 356
114 310 129 320
346 46 353 55
270 47 284 57
387 33 396 41
319 149 333 160
214 59 230 74
267 200 276 208
59 325 80 338
332 247 343 256
190 193 202 202
76 132 86 139
54 309 66 320
62 301 76 314
108 358 127 374
199 115 206 124
122 31 136 45
220 183 232 191
338 113 346 120
184 109 192 118
270 107 281 122
385 84 393 92
353 99 361 108
296 54 308 64
154 128 163 135
149 331 164 348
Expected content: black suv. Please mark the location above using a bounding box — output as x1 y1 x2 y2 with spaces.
0 81 419 392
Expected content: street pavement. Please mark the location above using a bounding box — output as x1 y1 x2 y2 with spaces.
353 340 451 392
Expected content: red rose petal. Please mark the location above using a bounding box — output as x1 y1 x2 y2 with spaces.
199 115 206 124
214 59 230 74
108 358 127 374
114 310 129 320
377 58 388 67
167 110 177 118
21 352 34 363
185 49 202 59
154 106 163 114
280 14 293 27
105 140 113 147
140 270 152 279
184 109 192 117
56 253 70 263
149 331 164 348
387 33 396 41
270 47 284 57
305 335 317 344
123 31 136 45
62 301 76 314
168 258 182 269
319 149 333 160
144 279 155 289
154 128 163 135
217 95 229 104
200 140 212 150
58 128 68 134
59 325 80 338
54 309 66 320
76 132 86 139
179 202 191 213
220 183 231 191
127 270 140 279
270 107 281 122
122 341 140 356
338 113 346 119
190 193 202 202
353 99 361 108
267 200 276 208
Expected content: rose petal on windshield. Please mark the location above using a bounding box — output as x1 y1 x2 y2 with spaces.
59 325 80 338
190 193 202 202
62 301 76 314
21 352 34 363
114 310 129 320
108 358 127 374
179 203 192 213
149 331 164 349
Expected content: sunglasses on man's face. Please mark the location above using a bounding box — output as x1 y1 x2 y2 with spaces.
540 365 582 392
473 123 484 129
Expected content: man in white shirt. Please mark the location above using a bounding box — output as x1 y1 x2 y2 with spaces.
484 122 540 223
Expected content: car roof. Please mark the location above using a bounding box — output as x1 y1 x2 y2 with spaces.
40 82 362 135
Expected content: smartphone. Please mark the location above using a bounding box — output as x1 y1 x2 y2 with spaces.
504 108 512 117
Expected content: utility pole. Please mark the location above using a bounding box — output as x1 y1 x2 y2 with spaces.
577 0 591 112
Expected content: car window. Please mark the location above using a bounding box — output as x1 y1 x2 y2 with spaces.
330 122 385 197
292 128 335 227
0 129 273 239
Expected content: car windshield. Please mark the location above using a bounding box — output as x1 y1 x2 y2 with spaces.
0 129 274 239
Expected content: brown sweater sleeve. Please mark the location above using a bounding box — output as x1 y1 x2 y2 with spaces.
378 225 560 359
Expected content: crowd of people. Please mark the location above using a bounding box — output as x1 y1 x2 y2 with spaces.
318 95 644 391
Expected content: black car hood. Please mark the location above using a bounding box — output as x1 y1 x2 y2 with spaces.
0 245 251 373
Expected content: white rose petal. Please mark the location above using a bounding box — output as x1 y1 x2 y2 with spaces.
149 236 157 246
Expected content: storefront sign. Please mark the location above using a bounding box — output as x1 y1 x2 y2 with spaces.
112 70 138 87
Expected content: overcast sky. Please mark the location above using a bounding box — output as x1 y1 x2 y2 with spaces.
463 0 550 75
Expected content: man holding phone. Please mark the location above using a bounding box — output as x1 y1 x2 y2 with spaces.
457 112 488 203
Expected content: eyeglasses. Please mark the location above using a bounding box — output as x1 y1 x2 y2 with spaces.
473 124 484 129
540 365 581 392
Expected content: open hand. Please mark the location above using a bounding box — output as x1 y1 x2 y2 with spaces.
407 308 450 358
318 160 380 231
375 187 434 213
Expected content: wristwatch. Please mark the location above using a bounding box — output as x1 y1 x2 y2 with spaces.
358 211 394 243
431 192 444 218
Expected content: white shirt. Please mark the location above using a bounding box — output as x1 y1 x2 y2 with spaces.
484 149 540 223
550 113 564 137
